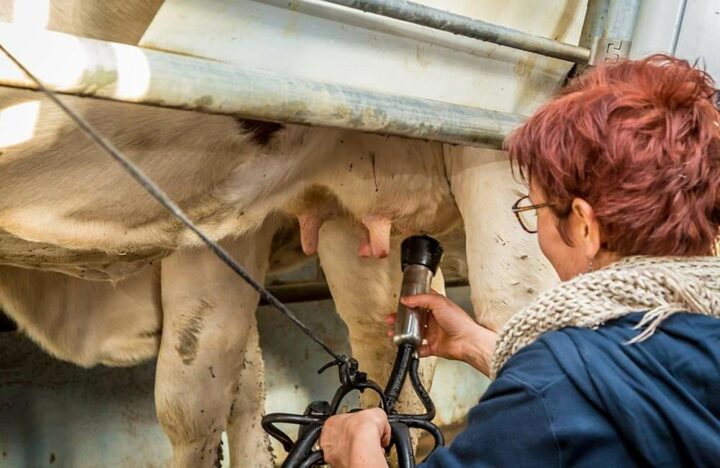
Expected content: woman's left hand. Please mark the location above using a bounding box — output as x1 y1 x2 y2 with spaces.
319 408 391 468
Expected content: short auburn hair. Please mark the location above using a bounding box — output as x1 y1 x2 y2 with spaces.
506 54 720 256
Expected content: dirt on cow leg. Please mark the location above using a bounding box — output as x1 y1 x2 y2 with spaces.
154 222 277 468
226 324 274 467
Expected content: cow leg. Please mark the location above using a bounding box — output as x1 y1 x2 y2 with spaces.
155 224 275 468
226 320 274 467
318 219 444 439
444 147 556 329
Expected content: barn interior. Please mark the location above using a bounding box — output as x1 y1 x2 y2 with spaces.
0 0 718 466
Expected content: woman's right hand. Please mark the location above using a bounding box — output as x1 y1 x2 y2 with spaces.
387 291 498 376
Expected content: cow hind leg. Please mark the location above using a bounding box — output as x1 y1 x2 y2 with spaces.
226 321 274 467
318 218 444 456
444 147 556 330
155 224 276 468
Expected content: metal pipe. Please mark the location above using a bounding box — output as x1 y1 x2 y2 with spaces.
258 0 555 64
579 0 611 50
259 277 469 305
0 23 521 148
670 0 689 55
317 0 591 64
606 0 640 42
586 0 640 65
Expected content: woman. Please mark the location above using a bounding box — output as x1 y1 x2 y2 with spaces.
319 55 720 467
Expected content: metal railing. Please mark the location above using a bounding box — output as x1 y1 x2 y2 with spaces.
317 0 592 64
0 0 640 146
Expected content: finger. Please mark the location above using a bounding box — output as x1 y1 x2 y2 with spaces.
380 421 392 447
400 292 448 311
387 329 395 338
319 415 337 448
417 343 434 358
385 314 396 325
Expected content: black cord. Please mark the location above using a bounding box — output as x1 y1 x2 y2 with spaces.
0 42 344 362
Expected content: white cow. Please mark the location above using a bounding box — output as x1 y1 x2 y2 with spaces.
0 1 561 466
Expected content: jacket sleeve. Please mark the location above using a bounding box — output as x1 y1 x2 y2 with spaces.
420 373 561 468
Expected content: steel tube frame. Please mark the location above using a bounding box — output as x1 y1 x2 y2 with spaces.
606 0 640 42
582 0 641 64
0 23 521 148
259 277 469 305
317 0 591 64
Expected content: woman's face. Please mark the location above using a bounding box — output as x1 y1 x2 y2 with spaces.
529 180 599 281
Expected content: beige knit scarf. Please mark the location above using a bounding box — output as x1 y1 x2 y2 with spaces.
491 255 720 378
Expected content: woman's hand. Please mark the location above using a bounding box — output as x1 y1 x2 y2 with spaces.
387 291 499 376
319 408 391 468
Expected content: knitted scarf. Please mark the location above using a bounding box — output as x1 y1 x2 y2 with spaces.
491 255 720 378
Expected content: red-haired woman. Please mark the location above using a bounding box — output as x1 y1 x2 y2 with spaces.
319 55 720 467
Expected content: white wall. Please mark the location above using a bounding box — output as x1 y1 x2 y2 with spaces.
674 0 720 82
632 0 720 82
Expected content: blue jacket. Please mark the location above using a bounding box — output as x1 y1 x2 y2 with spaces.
421 313 720 467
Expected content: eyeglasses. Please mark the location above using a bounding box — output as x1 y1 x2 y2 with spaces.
512 196 552 234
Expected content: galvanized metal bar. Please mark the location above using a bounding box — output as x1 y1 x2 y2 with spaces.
587 0 640 65
257 0 537 62
606 0 640 41
0 23 521 147
259 277 469 305
317 0 591 64
579 0 611 49
670 0 689 55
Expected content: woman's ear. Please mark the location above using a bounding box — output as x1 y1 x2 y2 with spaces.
570 198 601 259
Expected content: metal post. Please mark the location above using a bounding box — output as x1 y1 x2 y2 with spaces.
670 0 689 55
606 0 641 41
316 0 591 64
0 23 523 148
579 0 611 50
588 0 640 65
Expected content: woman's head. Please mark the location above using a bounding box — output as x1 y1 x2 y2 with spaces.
506 54 720 281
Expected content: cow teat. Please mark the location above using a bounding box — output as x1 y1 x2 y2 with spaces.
360 215 392 259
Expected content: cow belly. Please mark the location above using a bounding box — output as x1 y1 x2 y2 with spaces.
0 263 162 367
0 228 169 281
0 89 316 254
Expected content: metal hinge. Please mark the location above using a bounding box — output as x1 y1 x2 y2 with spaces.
589 37 632 65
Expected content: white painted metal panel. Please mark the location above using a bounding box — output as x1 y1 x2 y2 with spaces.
631 0 720 84
674 0 720 82
141 0 587 115
630 0 685 58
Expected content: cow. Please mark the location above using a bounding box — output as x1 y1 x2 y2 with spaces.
0 1 564 466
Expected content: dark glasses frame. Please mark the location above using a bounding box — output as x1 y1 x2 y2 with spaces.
512 196 553 234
